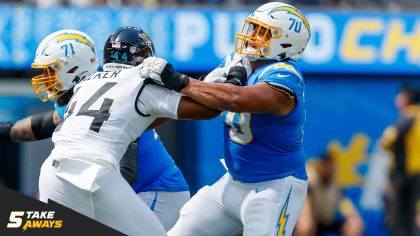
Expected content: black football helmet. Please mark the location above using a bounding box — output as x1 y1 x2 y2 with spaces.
103 26 155 66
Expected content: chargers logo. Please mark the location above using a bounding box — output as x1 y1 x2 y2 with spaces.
42 32 95 54
7 211 62 232
269 7 310 36
277 186 292 236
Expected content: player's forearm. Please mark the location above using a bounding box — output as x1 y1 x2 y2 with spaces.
10 117 37 142
177 96 221 120
5 110 61 142
181 79 243 112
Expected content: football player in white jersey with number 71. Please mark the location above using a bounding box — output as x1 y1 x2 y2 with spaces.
141 2 311 236
33 29 220 235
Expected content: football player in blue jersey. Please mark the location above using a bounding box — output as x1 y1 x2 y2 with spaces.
141 2 311 236
0 27 191 232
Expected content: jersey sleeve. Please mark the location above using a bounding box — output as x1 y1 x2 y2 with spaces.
54 102 67 120
256 64 304 98
136 84 182 119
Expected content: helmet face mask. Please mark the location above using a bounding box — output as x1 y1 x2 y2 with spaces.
235 17 282 58
103 27 155 66
235 2 311 62
31 61 64 102
31 29 99 102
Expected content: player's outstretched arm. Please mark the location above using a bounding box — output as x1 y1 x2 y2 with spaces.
137 84 221 121
0 110 62 142
177 96 221 120
140 57 293 116
181 80 296 116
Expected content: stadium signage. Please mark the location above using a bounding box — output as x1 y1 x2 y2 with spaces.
0 6 418 75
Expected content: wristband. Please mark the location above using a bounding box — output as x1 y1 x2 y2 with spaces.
224 66 247 86
160 63 190 92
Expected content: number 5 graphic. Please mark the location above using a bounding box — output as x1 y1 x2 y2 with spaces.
222 111 253 144
7 211 25 228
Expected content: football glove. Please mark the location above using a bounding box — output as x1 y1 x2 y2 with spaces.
201 67 227 84
140 57 189 92
224 59 249 86
224 53 253 78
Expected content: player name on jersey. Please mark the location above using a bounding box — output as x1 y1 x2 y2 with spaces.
79 70 122 84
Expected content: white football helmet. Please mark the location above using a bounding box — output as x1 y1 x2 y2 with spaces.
31 29 100 102
235 2 311 62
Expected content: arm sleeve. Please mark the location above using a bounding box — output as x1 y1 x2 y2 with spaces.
31 110 57 140
119 144 138 186
136 84 182 119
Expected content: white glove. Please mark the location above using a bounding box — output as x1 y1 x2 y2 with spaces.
140 57 190 92
225 53 253 79
140 57 168 85
203 53 253 85
202 67 227 84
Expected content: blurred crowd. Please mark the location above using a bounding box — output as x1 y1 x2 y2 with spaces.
0 0 417 11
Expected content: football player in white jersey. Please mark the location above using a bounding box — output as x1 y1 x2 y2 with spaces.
0 27 191 232
101 27 191 232
26 29 220 236
141 2 311 236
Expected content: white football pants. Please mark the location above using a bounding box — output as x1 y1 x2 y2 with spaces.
168 173 307 236
138 190 190 232
39 155 167 236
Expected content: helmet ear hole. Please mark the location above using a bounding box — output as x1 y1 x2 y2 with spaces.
67 66 79 73
281 44 292 49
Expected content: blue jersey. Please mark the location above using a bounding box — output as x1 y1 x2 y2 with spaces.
131 130 189 193
54 103 66 120
220 61 307 182
54 103 188 193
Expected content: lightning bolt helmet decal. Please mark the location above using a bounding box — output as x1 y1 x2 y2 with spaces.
42 32 95 55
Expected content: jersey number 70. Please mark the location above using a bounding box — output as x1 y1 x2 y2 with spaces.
222 111 253 144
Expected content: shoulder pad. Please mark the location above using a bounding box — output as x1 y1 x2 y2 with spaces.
253 62 303 95
259 62 302 80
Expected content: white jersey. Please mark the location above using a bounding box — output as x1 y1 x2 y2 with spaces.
52 64 182 169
